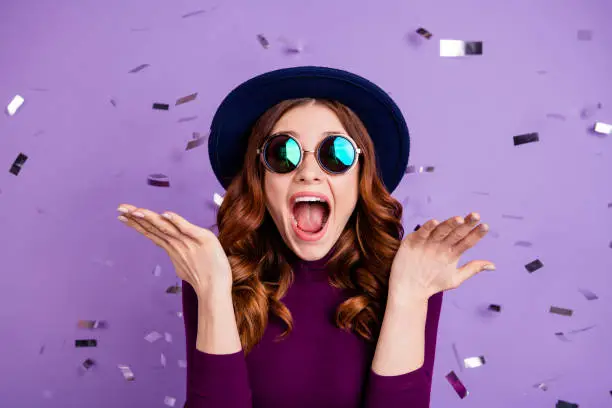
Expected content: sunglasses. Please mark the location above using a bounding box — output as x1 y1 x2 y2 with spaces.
257 133 362 175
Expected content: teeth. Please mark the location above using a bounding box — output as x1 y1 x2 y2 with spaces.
295 196 325 203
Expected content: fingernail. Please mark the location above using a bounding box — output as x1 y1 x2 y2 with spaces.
132 211 145 218
483 264 496 271
118 215 128 223
162 212 172 220
117 206 129 214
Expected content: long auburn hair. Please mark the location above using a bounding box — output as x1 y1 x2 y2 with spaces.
217 98 404 354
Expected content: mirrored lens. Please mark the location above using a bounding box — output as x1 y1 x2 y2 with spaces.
264 135 301 173
318 136 356 173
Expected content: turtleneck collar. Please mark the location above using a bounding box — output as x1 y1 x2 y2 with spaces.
286 245 336 281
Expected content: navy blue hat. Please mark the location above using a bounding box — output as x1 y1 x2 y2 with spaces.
208 66 410 193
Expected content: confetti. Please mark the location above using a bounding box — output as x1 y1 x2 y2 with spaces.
118 365 135 381
593 122 612 135
39 345 45 354
568 324 596 335
182 9 207 18
577 29 592 41
445 371 468 398
77 320 108 329
161 353 167 367
513 132 539 146
178 359 187 368
405 165 435 174
186 133 207 151
546 113 566 121
440 40 482 57
451 343 463 371
9 153 28 176
176 92 198 106
82 358 95 370
413 224 421 232
514 241 533 247
75 339 97 348
128 64 150 73
164 332 173 343
147 173 170 187
555 331 570 342
502 214 524 220
177 311 183 319
110 99 117 107
578 288 598 300
257 34 270 49
153 265 162 277
580 102 602 119
283 41 304 54
534 382 549 391
178 116 198 123
464 356 485 368
6 94 24 116
488 304 501 312
164 396 176 407
416 27 432 39
556 400 578 408
214 193 224 207
549 306 573 317
166 284 181 294
471 191 490 196
525 259 544 273
145 331 162 343
153 103 170 110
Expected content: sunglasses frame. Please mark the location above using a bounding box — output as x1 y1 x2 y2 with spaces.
256 133 362 175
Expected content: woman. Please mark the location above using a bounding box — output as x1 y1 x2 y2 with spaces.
116 67 495 408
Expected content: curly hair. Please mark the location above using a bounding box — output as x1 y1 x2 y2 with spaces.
216 98 404 354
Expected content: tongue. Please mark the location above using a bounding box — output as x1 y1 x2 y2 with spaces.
293 202 326 233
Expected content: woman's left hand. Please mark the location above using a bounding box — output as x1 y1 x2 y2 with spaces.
388 212 495 302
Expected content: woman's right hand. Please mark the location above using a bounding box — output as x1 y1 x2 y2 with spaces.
116 204 232 296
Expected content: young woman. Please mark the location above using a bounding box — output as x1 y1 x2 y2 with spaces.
117 67 495 408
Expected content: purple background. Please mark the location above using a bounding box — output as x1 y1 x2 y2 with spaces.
1 0 611 407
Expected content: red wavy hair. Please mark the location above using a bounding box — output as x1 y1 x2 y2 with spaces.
217 98 404 354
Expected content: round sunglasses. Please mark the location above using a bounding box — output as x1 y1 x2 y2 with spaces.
257 133 362 175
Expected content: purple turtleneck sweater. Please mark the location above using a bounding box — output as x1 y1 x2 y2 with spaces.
182 251 443 408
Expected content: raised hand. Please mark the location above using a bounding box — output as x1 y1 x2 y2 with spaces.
389 212 495 302
116 204 233 296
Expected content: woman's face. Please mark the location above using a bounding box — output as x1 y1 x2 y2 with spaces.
263 102 360 261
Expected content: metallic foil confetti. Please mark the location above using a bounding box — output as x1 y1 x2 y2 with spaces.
118 365 135 381
488 304 501 312
440 40 482 56
161 353 167 367
257 34 270 49
165 332 173 343
75 339 97 348
82 358 95 370
176 93 198 106
6 94 24 116
472 191 490 196
549 306 573 316
178 359 187 368
580 102 602 119
405 165 435 174
77 320 108 329
166 284 181 294
9 153 28 176
514 241 533 247
177 311 183 318
445 371 468 398
186 135 206 151
416 27 432 39
178 116 198 123
413 224 421 232
577 29 592 41
578 288 598 300
534 382 548 391
513 132 539 146
283 41 304 54
39 345 45 354
568 324 596 334
110 99 117 107
546 113 566 121
153 103 170 110
593 122 612 135
556 400 578 408
525 259 544 273
147 173 170 187
214 193 224 207
451 343 463 371
128 64 150 73
182 9 207 18
555 331 570 342
164 396 176 407
464 356 485 368
153 265 162 277
502 214 524 220
145 331 162 343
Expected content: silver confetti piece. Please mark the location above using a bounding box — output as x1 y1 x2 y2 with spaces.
534 382 549 391
118 365 135 381
164 332 173 343
78 320 108 329
514 240 533 247
145 331 163 343
161 353 167 367
82 358 95 370
525 259 544 273
178 359 187 368
513 132 539 146
182 9 207 18
128 64 150 73
186 132 207 151
110 99 117 107
440 40 482 57
546 113 566 121
577 29 592 41
214 193 224 207
568 324 596 334
578 288 598 300
451 343 463 371
164 396 176 407
176 93 198 106
177 311 183 318
153 265 162 277
502 214 524 220
549 306 573 316
257 34 270 49
405 165 435 174
147 173 170 187
464 356 486 368
445 370 469 398
593 122 612 135
416 27 433 39
6 95 24 116
166 284 181 294
178 116 198 123
580 102 602 119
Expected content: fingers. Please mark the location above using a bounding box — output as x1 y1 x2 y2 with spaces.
452 222 490 256
411 218 440 242
160 211 212 243
118 214 171 250
429 216 465 242
117 204 193 247
443 212 481 246
454 260 496 287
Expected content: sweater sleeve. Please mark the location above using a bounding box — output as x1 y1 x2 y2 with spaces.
182 280 253 408
363 291 443 408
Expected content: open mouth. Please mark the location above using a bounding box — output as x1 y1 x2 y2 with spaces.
291 196 331 235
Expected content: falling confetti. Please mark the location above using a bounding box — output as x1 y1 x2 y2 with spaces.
257 34 270 49
128 64 150 73
9 153 28 176
413 224 421 232
580 102 602 119
593 122 612 135
153 265 162 277
451 343 463 371
178 359 187 368
153 103 170 110
416 27 432 39
556 400 579 408
546 113 566 121
578 288 598 300
77 320 108 329
214 193 224 207
166 284 181 294
440 40 482 56
549 306 573 317
176 92 198 106
178 116 199 123
144 331 163 343
525 259 544 273
82 358 95 370
405 165 435 174
182 9 207 18
161 353 167 367
147 173 170 187
568 324 596 335
110 99 117 107
464 356 486 368
186 132 207 151
488 304 501 312
445 371 468 398
577 29 592 41
514 241 533 247
75 339 97 348
6 94 25 116
164 396 177 407
513 132 539 146
118 365 135 381
164 332 173 343
502 214 524 220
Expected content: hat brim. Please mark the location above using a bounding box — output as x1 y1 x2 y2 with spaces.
208 66 410 193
